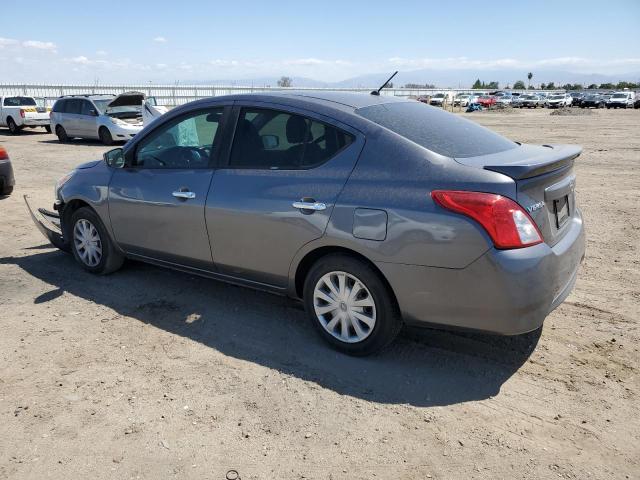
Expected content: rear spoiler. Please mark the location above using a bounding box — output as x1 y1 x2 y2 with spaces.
482 144 582 180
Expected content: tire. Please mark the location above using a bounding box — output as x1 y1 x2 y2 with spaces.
99 127 114 146
44 125 52 133
7 117 20 135
56 125 69 143
69 207 124 275
303 254 402 356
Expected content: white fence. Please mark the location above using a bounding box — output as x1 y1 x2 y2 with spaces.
0 83 562 107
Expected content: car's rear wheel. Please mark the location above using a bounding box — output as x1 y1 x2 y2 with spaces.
99 127 114 146
70 207 124 275
44 125 51 133
56 125 69 143
7 118 20 135
303 254 402 356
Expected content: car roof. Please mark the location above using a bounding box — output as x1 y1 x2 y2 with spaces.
187 90 411 112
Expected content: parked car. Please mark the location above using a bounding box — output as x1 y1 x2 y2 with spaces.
467 93 481 104
511 96 524 108
429 93 448 106
581 94 605 108
453 93 473 107
0 96 51 134
518 95 543 108
51 92 145 145
546 94 572 108
606 91 635 109
495 94 514 106
569 92 585 107
599 94 613 104
634 97 640 109
477 95 497 108
0 145 15 196
26 92 585 355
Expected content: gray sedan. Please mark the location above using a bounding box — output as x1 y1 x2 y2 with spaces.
26 92 585 355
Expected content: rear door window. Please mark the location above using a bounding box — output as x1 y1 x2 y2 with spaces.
229 108 353 169
64 99 82 114
356 101 517 158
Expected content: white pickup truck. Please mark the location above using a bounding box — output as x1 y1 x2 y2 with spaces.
0 95 51 134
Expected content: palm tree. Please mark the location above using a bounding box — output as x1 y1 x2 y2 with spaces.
527 72 533 89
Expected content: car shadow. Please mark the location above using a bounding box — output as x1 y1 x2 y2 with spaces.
38 139 111 146
1 249 541 407
0 129 50 137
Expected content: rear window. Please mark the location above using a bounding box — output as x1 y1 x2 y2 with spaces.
3 96 37 107
356 102 517 158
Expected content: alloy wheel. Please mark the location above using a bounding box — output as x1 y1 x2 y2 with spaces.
313 271 376 343
73 219 103 267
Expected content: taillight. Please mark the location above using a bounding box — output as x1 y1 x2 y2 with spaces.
0 146 8 160
19 109 25 118
431 190 543 249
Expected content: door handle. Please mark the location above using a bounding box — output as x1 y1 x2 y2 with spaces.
172 190 196 200
292 200 326 212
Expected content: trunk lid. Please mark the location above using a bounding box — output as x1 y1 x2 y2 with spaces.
455 144 581 246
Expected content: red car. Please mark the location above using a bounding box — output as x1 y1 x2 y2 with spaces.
477 95 497 108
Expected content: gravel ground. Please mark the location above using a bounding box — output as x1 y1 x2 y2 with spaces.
0 108 638 479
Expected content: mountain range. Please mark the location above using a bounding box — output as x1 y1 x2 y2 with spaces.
191 69 640 89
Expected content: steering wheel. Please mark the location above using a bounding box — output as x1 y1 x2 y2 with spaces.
179 146 210 166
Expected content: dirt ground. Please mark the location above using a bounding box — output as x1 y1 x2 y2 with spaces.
0 108 638 480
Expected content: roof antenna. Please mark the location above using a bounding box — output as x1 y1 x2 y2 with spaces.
371 71 398 96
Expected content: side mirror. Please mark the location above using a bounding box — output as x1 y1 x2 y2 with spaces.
261 134 279 150
104 148 125 168
89 109 98 116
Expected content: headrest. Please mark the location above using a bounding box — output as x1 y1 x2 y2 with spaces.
286 115 311 143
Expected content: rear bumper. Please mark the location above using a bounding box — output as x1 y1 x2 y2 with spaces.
377 209 585 335
0 161 15 188
23 118 50 127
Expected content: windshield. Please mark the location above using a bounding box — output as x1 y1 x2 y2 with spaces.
3 96 37 107
92 99 113 114
434 94 445 98
549 95 564 100
612 93 626 98
356 101 517 158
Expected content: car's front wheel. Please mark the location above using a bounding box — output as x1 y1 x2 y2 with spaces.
70 207 124 275
44 125 52 133
303 254 402 356
99 127 114 146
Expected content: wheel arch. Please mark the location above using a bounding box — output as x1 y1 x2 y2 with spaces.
292 245 399 307
61 199 93 237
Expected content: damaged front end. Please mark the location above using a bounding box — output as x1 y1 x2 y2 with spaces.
24 195 70 252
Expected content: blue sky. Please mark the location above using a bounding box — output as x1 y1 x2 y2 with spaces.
1 0 639 84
